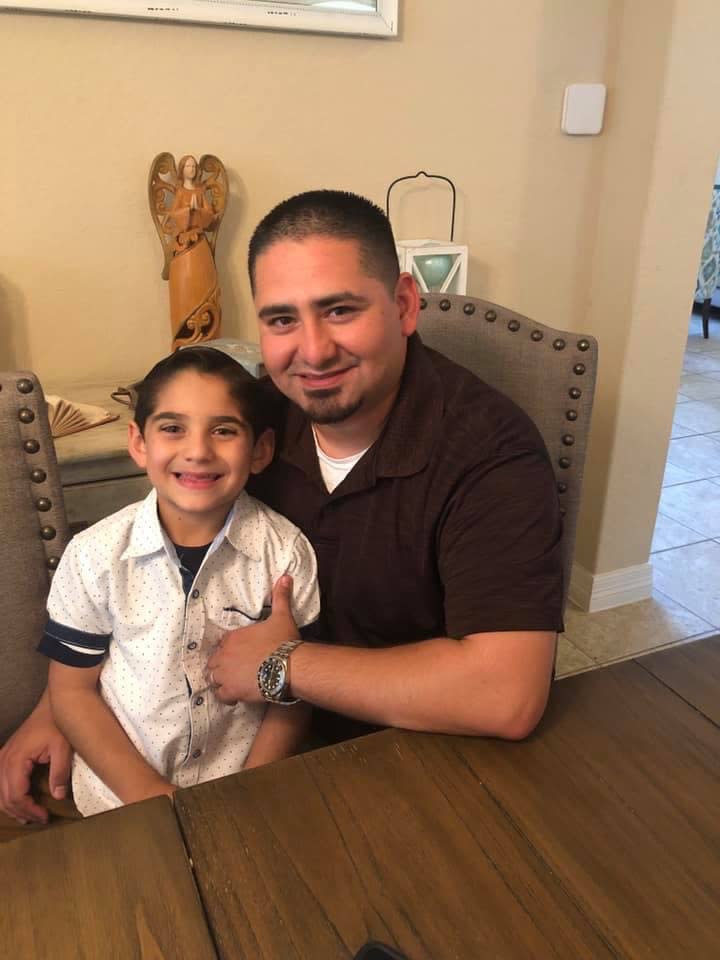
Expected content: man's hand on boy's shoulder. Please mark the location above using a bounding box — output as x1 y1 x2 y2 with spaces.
207 575 299 704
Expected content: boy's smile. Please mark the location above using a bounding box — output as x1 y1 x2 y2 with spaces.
128 370 273 544
175 471 223 489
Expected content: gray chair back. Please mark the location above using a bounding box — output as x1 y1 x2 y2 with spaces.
0 372 69 744
417 294 597 607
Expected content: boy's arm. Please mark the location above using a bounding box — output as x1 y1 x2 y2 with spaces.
243 701 311 770
48 661 175 805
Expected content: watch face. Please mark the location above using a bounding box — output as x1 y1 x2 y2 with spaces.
259 656 287 697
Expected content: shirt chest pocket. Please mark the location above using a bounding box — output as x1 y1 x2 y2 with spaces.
220 606 270 630
208 602 272 633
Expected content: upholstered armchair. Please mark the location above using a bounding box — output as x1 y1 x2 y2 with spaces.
694 187 720 339
417 294 598 609
0 372 69 746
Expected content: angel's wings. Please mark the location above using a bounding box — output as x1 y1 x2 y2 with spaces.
197 154 228 261
148 153 179 281
148 153 228 280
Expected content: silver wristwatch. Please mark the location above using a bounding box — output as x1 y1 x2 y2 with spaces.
257 639 304 704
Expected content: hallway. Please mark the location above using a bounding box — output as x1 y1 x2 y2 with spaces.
556 310 720 677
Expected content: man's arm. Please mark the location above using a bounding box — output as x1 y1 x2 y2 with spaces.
243 702 312 770
48 661 175 805
208 577 556 740
0 690 71 824
286 631 555 739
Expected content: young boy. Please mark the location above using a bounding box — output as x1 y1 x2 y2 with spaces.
39 347 319 817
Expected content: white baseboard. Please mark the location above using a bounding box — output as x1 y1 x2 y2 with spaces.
568 561 653 613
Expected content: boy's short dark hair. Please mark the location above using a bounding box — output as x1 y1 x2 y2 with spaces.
134 347 272 440
248 189 400 295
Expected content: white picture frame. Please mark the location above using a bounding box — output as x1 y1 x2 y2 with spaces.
0 0 398 37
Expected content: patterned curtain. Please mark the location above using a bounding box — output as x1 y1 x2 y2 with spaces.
695 188 720 301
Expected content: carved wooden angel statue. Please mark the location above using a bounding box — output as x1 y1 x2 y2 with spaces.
149 153 228 350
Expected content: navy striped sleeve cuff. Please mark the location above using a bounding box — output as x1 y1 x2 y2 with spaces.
38 619 111 667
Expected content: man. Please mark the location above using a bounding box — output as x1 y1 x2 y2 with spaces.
0 191 563 825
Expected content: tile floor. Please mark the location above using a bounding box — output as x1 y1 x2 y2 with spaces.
555 310 720 679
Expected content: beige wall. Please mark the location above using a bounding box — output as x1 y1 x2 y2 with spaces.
2 1 720 591
575 0 720 574
1 0 613 382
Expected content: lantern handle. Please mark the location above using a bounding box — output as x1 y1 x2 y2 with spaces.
386 171 457 242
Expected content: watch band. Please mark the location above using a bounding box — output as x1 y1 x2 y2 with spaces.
274 638 304 660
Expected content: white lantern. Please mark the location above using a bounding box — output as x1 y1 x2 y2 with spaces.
396 239 468 295
387 171 469 295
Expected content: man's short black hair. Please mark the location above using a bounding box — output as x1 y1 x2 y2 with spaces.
134 347 272 440
248 189 400 294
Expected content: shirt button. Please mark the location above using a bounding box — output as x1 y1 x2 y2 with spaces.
191 589 200 599
187 641 198 651
194 696 204 707
192 749 202 759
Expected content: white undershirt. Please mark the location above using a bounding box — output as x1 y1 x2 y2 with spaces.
312 427 370 493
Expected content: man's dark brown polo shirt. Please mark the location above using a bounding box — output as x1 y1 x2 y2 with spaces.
250 333 564 654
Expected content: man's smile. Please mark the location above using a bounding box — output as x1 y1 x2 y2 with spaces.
294 366 356 391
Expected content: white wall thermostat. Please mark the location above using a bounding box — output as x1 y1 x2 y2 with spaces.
561 83 607 135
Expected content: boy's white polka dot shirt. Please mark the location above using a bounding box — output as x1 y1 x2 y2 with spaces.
40 489 320 817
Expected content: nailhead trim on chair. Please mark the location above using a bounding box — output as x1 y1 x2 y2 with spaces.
7 371 70 582
1 370 72 744
416 295 598 605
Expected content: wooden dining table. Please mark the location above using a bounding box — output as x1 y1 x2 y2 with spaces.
2 635 719 959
